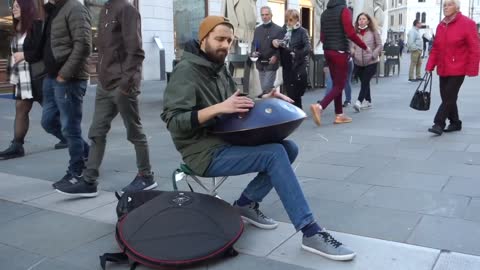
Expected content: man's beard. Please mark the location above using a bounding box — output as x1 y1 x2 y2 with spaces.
205 42 228 64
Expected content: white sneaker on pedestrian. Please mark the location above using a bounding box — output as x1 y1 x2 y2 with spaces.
353 101 361 112
361 101 372 110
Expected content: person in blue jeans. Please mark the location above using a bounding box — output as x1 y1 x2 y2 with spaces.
324 57 354 107
41 0 91 187
161 16 356 261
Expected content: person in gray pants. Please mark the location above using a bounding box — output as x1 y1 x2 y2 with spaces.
252 6 284 94
55 0 156 197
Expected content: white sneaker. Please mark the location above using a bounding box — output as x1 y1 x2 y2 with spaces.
361 101 372 110
353 101 361 112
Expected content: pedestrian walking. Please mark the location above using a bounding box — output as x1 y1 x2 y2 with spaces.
310 0 369 126
0 0 67 160
351 12 382 112
426 0 480 135
41 0 91 187
323 57 354 107
55 0 156 197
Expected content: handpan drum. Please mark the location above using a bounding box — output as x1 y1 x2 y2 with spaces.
212 98 306 146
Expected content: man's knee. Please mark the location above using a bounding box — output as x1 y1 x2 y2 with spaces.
127 131 147 145
281 140 299 163
89 135 107 145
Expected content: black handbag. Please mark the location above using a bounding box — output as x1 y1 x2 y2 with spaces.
410 72 432 111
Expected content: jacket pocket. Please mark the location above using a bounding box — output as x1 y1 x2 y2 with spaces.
115 50 124 74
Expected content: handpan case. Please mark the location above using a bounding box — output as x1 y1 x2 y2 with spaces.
212 98 306 146
115 191 243 267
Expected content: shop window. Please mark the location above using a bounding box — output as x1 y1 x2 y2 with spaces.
173 0 207 60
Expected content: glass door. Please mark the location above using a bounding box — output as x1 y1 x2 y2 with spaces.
0 0 13 93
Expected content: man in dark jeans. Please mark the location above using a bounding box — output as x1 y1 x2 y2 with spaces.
56 0 156 197
41 0 91 187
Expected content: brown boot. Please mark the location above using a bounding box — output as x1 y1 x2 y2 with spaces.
334 114 352 124
310 104 323 126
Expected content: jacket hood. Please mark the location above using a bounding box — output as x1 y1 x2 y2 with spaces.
327 0 346 8
181 40 226 74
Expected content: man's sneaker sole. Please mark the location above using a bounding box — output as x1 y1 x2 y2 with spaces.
121 182 158 194
240 216 278 230
55 189 99 198
144 182 158 190
301 244 356 261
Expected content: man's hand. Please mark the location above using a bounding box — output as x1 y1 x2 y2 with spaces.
13 52 24 64
218 90 255 114
269 56 278 65
365 47 372 53
262 88 294 103
56 75 66 83
272 39 280 48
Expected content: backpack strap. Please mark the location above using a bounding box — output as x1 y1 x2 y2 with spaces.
224 247 239 257
99 252 129 270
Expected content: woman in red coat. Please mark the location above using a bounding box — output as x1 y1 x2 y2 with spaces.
426 0 480 135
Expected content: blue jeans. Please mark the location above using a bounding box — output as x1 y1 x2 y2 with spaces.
204 140 315 231
324 58 353 102
41 76 89 174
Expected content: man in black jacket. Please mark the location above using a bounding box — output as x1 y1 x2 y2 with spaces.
252 6 284 94
55 0 156 197
41 0 91 187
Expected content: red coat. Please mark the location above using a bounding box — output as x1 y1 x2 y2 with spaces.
426 13 480 77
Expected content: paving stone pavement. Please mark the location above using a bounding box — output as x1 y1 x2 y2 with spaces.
1 55 480 269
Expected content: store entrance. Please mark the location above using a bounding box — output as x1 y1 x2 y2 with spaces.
0 0 13 93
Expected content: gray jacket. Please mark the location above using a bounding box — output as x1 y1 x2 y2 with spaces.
49 0 92 80
407 27 422 52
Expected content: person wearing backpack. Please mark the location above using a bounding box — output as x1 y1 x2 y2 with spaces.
55 0 156 196
161 16 356 261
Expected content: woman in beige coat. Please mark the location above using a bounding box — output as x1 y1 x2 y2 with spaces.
351 12 382 112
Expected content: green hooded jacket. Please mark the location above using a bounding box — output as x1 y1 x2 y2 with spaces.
161 50 237 176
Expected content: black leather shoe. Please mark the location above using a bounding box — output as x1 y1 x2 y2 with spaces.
444 123 462 132
428 125 443 135
0 142 25 160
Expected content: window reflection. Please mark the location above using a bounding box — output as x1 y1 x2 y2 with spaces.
173 0 206 59
0 0 13 59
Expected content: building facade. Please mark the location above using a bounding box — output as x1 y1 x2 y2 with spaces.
388 0 479 43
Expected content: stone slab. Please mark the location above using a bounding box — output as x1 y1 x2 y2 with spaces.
265 198 422 243
0 243 44 270
0 199 40 225
0 210 113 257
442 176 480 197
356 186 470 218
27 191 117 215
294 162 359 181
299 178 372 203
464 199 480 223
0 173 54 202
433 252 480 270
407 216 480 256
348 170 449 192
234 221 296 257
268 230 439 270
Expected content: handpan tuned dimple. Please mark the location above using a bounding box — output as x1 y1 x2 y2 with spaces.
212 98 306 146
